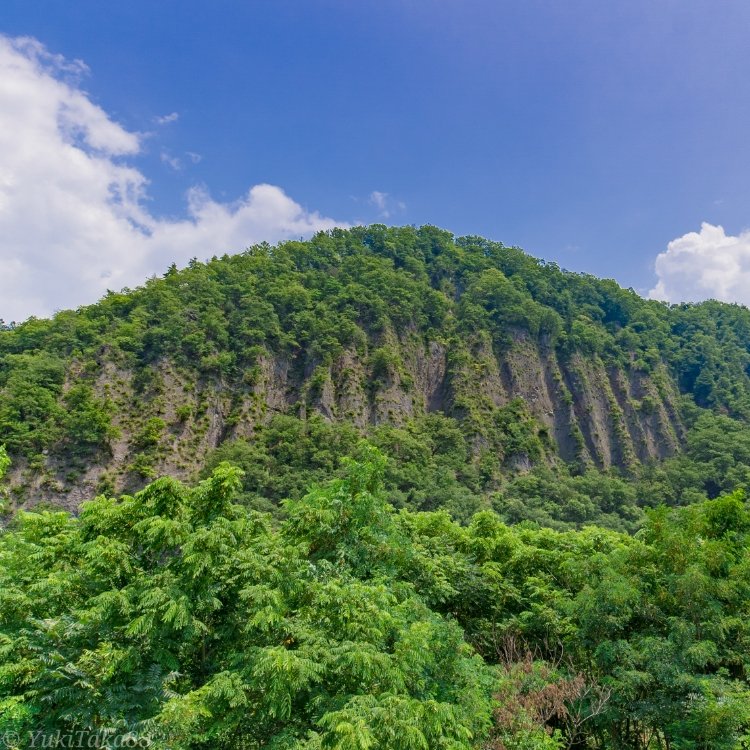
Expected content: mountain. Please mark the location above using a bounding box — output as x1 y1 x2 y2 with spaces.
3 225 750 527
3 225 750 748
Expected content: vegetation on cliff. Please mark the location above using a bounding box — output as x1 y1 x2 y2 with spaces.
2 226 750 529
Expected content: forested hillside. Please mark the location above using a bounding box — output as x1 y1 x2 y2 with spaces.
3 225 750 747
3 225 750 529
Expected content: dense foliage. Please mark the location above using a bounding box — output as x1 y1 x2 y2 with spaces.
199 405 750 532
1 451 749 748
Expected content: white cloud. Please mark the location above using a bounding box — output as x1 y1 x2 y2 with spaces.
649 223 750 306
369 191 388 212
160 151 182 171
155 111 179 125
0 36 347 323
368 190 406 219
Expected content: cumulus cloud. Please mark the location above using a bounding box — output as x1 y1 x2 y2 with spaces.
649 223 750 306
0 35 346 322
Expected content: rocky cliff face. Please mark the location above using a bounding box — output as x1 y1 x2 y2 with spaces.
9 326 684 510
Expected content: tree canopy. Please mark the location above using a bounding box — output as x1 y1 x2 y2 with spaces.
1 450 749 748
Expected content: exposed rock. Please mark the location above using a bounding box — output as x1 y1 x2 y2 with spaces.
12 328 690 508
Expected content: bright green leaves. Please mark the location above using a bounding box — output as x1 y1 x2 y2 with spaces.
0 445 9 481
3 446 750 748
282 447 403 576
314 695 473 750
252 647 323 721
188 462 244 524
0 452 494 749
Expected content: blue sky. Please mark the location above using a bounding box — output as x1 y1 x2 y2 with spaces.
2 0 750 320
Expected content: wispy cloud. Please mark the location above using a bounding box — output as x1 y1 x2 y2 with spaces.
160 151 182 171
368 190 406 219
155 111 179 125
0 36 348 322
